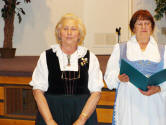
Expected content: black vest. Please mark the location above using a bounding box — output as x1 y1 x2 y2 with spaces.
45 49 90 95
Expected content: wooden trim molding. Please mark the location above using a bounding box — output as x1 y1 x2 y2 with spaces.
0 102 4 115
0 118 35 125
0 87 4 100
0 76 31 85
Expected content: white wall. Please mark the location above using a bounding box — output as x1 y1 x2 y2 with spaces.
83 0 132 54
0 0 165 56
0 0 84 55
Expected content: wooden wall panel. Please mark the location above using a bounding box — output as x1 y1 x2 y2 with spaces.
0 119 35 125
0 76 31 85
98 91 115 106
0 102 4 115
96 108 113 123
0 56 115 124
97 55 110 75
0 87 4 100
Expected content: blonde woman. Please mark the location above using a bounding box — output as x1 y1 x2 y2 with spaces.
30 13 104 125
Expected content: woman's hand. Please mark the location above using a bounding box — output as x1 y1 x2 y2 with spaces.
118 73 129 82
73 92 101 125
139 86 161 96
73 113 87 125
46 119 58 125
73 120 85 125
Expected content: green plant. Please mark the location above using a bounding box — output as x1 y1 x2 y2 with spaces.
0 0 31 49
154 0 166 20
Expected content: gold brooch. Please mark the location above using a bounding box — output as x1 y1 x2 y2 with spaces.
80 57 88 66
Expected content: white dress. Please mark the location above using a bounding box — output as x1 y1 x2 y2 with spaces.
104 36 166 125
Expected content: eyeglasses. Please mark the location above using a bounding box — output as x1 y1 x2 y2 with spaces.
135 21 151 27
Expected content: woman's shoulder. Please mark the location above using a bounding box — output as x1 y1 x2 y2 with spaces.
39 44 59 58
49 44 60 53
42 44 60 56
77 46 88 57
78 46 97 59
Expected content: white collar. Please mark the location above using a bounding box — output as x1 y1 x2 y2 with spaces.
50 44 88 71
129 35 157 44
127 35 160 62
51 44 87 58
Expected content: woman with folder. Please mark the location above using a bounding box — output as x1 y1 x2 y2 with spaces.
104 9 166 125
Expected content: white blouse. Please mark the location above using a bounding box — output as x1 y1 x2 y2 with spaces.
104 36 166 94
29 44 104 92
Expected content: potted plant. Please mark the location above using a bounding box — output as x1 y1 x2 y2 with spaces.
0 0 31 58
154 0 166 20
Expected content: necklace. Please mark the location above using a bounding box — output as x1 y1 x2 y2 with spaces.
61 67 80 80
67 55 71 66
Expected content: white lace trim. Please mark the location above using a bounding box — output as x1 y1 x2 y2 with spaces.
51 44 87 57
114 83 127 125
50 44 87 71
114 84 120 125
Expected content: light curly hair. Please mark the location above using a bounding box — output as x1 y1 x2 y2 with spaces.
55 13 86 44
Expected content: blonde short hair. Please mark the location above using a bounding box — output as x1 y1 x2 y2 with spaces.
55 13 86 44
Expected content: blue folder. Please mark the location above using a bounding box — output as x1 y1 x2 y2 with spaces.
120 59 166 91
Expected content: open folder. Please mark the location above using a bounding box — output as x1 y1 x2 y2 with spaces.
120 59 166 91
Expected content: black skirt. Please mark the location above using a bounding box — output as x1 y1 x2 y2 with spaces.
35 94 97 125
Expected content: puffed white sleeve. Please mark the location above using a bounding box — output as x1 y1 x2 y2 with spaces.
159 45 166 95
29 51 48 92
104 44 121 90
88 52 104 92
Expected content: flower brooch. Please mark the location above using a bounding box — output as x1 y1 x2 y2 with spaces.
80 57 88 66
